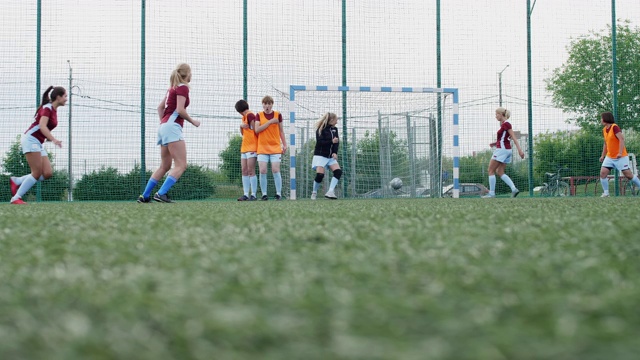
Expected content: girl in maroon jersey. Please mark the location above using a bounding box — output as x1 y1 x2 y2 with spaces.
9 86 67 205
483 107 525 198
138 63 201 203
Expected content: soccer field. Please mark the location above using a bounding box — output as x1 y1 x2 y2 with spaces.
1 198 639 359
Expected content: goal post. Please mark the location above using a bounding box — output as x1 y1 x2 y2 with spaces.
288 85 460 199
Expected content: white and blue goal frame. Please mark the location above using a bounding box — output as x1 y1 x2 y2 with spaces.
288 85 460 199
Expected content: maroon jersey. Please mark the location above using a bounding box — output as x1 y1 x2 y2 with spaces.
161 84 190 127
496 121 513 149
25 103 57 144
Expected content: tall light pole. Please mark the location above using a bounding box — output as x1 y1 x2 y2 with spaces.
498 64 509 107
67 60 80 201
67 60 73 202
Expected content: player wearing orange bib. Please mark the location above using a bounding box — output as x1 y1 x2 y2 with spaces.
235 99 258 201
598 111 640 197
255 96 287 200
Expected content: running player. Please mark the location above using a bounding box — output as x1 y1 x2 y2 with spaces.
10 86 67 205
138 63 200 203
482 107 525 198
598 111 640 197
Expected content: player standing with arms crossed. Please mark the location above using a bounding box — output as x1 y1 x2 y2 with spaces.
254 95 287 200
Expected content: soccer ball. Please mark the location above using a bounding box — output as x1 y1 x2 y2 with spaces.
390 177 403 190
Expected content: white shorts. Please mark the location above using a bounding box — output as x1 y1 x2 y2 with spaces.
491 148 512 164
157 123 184 146
257 154 281 163
21 134 47 156
602 156 631 172
311 155 337 170
241 152 257 159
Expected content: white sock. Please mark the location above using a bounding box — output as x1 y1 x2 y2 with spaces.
273 172 282 196
12 175 30 186
600 177 609 194
329 177 339 192
313 181 321 193
250 176 258 196
11 174 37 201
501 174 517 192
259 173 267 196
489 175 496 195
631 175 640 188
241 176 250 196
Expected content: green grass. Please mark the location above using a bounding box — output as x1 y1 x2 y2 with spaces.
1 198 639 360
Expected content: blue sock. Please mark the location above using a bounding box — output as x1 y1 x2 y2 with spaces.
313 181 321 192
242 175 250 196
38 175 45 182
250 176 258 196
632 176 640 188
12 174 37 201
329 177 339 192
158 176 177 196
489 175 496 195
142 178 158 198
260 173 267 196
273 172 282 195
600 177 609 193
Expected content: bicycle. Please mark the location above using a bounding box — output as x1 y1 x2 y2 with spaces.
540 166 570 197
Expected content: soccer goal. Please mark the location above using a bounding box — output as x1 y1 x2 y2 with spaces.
287 85 460 199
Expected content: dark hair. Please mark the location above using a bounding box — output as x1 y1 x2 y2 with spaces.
601 112 615 124
235 99 249 114
35 86 66 116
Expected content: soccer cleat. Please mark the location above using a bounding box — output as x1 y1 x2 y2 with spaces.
324 190 337 199
249 195 257 201
9 177 19 197
481 194 496 198
10 198 27 205
600 193 610 198
137 195 151 203
153 192 174 203
511 189 520 198
237 195 249 201
274 194 282 201
310 192 317 200
261 195 268 201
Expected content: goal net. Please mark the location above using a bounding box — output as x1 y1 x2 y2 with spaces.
288 85 460 199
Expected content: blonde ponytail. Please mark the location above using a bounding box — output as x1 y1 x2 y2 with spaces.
315 112 336 135
170 63 191 87
496 107 511 119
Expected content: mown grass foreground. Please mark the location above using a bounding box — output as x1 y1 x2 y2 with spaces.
1 198 639 359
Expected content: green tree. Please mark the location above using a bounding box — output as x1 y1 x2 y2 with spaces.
219 135 243 185
546 21 640 132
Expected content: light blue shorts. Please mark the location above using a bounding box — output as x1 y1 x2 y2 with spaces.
602 156 631 172
157 123 184 146
21 134 47 156
241 152 257 159
492 148 512 164
257 154 281 163
311 155 337 170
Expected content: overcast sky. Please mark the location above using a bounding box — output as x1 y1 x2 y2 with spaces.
1 0 638 178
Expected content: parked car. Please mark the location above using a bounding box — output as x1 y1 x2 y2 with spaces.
443 183 489 197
